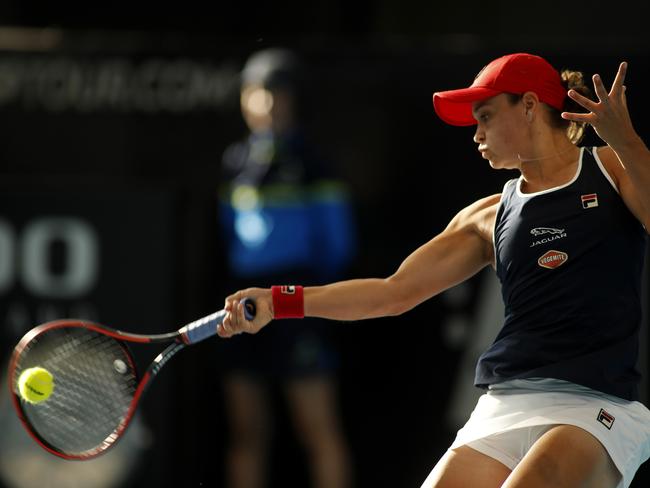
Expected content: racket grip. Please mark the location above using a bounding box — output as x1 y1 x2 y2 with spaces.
242 298 256 321
180 298 256 344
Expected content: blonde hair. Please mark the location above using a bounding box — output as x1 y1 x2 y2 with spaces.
557 69 593 144
507 68 593 145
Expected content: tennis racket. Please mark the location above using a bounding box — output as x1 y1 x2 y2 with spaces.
7 298 255 460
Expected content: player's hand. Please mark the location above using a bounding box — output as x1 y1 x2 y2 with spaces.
218 287 273 337
562 62 638 150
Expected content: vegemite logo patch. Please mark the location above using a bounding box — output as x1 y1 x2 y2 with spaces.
538 250 568 269
581 193 599 209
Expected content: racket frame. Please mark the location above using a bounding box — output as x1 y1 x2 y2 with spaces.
8 319 185 460
8 299 254 460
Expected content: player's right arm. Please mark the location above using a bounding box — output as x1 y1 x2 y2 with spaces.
219 194 501 336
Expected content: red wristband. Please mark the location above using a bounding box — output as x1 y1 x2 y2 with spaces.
271 285 304 319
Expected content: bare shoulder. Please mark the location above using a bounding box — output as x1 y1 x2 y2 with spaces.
594 145 624 185
467 193 502 213
450 193 501 229
447 193 501 253
594 145 616 163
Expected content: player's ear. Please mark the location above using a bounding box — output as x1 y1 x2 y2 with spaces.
521 91 539 122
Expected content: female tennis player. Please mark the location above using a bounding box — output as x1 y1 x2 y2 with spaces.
219 53 650 487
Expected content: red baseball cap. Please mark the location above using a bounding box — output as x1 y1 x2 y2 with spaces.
433 53 567 126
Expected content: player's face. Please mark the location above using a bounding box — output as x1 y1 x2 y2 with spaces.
472 94 529 170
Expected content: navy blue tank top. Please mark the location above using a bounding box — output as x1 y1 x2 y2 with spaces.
475 147 647 400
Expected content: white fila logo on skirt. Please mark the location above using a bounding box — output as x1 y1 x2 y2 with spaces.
597 408 615 429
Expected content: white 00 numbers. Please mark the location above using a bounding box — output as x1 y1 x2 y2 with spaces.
0 217 99 298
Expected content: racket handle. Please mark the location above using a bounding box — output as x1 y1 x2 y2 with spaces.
180 298 256 344
242 298 256 321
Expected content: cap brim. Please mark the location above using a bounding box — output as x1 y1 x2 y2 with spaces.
433 86 501 126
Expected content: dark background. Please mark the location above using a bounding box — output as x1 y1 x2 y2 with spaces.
0 2 649 487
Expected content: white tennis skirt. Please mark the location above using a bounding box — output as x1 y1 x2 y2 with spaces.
449 380 650 488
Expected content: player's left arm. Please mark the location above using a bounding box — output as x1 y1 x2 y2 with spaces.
563 61 650 231
594 145 650 232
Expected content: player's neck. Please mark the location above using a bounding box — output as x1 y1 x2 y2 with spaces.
518 140 580 194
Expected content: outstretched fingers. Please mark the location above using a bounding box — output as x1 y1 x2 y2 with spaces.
562 61 629 123
610 61 628 97
592 73 610 103
564 61 637 149
562 88 597 122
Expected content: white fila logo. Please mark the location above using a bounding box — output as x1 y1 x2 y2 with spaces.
581 193 599 209
597 408 615 429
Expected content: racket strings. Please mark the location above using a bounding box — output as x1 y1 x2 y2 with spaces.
14 327 138 456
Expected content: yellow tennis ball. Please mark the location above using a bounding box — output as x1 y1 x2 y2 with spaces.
18 367 54 404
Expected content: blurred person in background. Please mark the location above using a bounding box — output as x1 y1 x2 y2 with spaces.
217 48 356 488
218 53 650 488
